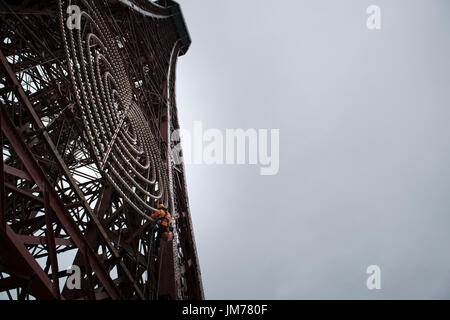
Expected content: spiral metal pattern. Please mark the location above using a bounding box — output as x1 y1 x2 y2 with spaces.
59 0 168 219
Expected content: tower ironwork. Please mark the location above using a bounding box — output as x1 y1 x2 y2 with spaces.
0 0 203 300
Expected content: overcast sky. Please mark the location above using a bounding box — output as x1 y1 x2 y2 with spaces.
176 0 450 299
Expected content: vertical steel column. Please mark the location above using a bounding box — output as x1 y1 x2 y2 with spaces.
0 108 5 231
43 185 61 299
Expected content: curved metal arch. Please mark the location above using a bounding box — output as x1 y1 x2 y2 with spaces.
117 0 173 19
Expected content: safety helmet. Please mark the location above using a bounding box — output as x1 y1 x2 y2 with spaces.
158 203 165 209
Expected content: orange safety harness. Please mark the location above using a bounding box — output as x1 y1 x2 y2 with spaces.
151 209 172 228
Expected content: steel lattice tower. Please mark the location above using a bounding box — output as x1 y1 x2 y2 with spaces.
0 0 203 300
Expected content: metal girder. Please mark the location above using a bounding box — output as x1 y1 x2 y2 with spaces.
0 100 121 299
0 0 203 300
0 45 144 299
0 225 56 299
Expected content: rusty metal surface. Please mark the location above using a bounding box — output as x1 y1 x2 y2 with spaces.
0 0 203 300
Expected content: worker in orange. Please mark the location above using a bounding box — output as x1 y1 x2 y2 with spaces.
151 203 174 245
